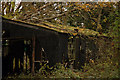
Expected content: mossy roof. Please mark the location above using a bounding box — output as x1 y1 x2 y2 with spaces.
2 16 107 37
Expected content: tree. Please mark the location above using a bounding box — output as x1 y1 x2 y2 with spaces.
2 1 119 33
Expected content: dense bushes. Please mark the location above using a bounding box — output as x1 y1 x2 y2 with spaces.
6 55 119 78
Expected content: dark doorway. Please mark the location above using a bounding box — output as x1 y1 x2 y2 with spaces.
2 39 32 77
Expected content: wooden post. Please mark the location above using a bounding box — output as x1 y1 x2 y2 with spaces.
26 49 27 73
74 35 80 69
32 36 35 74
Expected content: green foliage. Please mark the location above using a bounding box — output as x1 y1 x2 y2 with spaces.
50 63 81 78
39 62 48 75
82 58 119 78
108 4 120 49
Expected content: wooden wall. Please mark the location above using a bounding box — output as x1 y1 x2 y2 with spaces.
2 18 69 76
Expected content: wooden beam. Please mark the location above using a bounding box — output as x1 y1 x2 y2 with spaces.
32 36 35 74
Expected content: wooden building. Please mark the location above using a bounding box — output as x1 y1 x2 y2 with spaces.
2 17 104 77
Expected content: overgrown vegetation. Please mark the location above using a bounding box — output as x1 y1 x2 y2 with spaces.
6 37 120 78
6 57 119 79
2 1 120 79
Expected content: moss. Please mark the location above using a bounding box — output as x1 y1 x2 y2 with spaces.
2 16 108 37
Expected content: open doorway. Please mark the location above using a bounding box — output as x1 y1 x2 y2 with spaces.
2 38 32 77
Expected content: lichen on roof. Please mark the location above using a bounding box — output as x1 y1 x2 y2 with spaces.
3 16 107 37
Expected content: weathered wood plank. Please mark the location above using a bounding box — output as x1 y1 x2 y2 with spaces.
32 36 35 74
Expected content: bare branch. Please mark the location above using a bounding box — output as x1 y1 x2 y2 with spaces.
44 8 76 20
37 2 54 11
78 10 88 20
2 2 9 16
14 2 22 12
10 2 15 14
24 2 54 18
